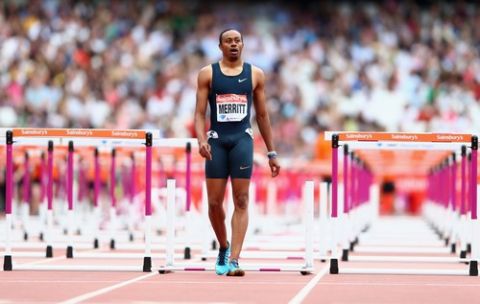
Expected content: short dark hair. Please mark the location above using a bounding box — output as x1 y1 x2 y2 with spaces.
219 28 243 44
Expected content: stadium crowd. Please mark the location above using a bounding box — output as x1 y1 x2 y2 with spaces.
1 0 480 159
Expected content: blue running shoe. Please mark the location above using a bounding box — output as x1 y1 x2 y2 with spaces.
215 244 230 275
227 259 245 276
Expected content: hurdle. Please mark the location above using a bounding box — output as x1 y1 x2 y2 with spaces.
2 132 200 249
196 176 332 262
2 128 157 272
326 131 479 276
0 146 47 242
158 179 316 274
326 140 376 273
109 138 198 250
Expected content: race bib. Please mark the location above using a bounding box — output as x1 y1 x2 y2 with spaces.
216 94 248 122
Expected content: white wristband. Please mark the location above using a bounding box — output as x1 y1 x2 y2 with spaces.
267 151 278 160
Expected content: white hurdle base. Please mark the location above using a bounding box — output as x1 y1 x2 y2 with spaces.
11 264 149 272
73 252 184 259
159 262 313 273
356 239 445 247
201 250 333 261
112 243 204 251
242 243 318 251
339 267 469 276
354 246 451 254
348 255 471 263
6 252 46 258
0 243 95 250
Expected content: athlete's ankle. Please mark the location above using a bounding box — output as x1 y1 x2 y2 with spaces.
219 241 230 251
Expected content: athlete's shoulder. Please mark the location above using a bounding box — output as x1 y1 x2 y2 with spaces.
197 64 213 86
250 64 265 87
250 64 265 78
198 64 213 77
249 63 263 74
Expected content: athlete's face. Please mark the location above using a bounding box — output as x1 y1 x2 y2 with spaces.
219 30 243 61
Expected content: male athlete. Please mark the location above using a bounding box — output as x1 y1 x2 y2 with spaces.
194 29 280 276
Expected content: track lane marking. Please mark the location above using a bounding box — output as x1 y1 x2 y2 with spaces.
288 266 329 304
58 273 156 304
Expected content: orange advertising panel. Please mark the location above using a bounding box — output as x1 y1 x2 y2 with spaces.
339 132 472 143
12 128 146 139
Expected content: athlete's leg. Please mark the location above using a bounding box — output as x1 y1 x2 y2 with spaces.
230 178 250 260
228 133 253 260
205 137 230 249
206 178 229 249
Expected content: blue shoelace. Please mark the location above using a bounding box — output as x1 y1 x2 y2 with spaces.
230 259 239 268
217 249 228 266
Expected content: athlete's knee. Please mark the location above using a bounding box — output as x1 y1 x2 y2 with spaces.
233 192 249 210
208 196 224 209
208 199 225 219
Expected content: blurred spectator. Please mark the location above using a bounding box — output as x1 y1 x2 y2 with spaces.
1 0 480 159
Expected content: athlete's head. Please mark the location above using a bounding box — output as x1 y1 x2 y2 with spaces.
218 29 243 61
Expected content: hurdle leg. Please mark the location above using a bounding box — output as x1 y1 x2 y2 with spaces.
93 206 101 249
329 221 339 274
3 131 13 271
469 184 480 276
317 182 329 260
39 198 47 241
329 134 340 274
109 206 117 250
66 141 75 258
201 181 210 260
184 210 192 260
165 179 176 268
128 202 135 242
3 213 13 271
302 181 314 274
337 184 349 262
46 208 53 258
468 138 478 273
66 209 74 258
92 147 101 249
45 140 54 258
329 211 340 273
21 203 29 241
109 148 117 250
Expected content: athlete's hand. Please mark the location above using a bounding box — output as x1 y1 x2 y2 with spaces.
269 158 280 177
199 141 212 160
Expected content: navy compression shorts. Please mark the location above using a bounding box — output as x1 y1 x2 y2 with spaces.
205 129 253 179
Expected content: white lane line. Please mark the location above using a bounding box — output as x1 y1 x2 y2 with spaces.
318 282 480 287
4 279 480 288
288 266 329 304
14 248 105 267
153 303 234 304
58 273 156 304
20 256 67 266
1 280 306 285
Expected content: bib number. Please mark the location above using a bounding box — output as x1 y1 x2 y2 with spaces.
216 94 247 122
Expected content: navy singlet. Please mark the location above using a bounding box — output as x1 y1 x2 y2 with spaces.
205 62 254 179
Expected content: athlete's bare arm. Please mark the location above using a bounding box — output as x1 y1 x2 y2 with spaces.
252 66 280 177
194 65 213 160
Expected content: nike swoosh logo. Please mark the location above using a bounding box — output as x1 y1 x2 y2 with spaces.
238 78 247 83
240 166 250 170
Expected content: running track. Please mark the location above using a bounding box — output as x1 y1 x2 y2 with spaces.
2 256 480 303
